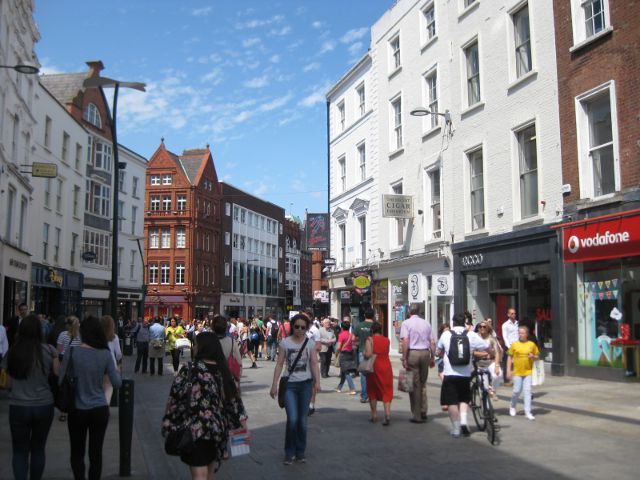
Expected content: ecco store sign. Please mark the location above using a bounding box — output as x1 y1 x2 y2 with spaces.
461 254 484 267
562 214 640 263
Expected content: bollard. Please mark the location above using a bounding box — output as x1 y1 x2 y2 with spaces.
119 379 135 477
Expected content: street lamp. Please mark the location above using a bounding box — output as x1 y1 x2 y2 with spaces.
243 258 259 319
409 107 452 125
129 237 146 320
83 76 146 323
0 63 39 74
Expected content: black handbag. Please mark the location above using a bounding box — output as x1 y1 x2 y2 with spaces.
277 338 309 408
55 348 77 414
165 364 195 456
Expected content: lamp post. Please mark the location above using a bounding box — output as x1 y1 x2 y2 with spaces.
129 237 146 320
0 63 39 74
83 76 145 323
243 258 259 319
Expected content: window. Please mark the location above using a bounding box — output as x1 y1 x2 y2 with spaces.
54 228 61 264
468 148 485 230
117 247 123 277
177 195 187 211
391 97 403 150
44 178 51 208
175 263 185 284
357 84 365 116
75 143 82 170
160 264 170 284
205 233 210 252
62 132 70 163
118 170 125 192
241 209 246 223
43 223 49 261
176 227 186 248
71 233 78 268
339 223 346 267
233 206 239 220
149 264 158 284
392 183 405 246
225 231 231 245
338 101 345 131
44 116 52 148
56 179 63 213
11 114 19 163
513 5 532 78
517 124 538 218
83 103 102 128
425 70 438 128
132 177 139 197
162 174 172 185
359 216 367 264
162 195 171 211
95 142 112 171
83 229 111 266
150 196 160 211
150 174 160 186
129 250 136 280
423 3 436 42
232 233 238 248
92 183 111 217
584 0 607 37
116 201 124 232
5 187 15 243
357 143 366 181
390 35 401 70
577 86 617 197
240 236 246 250
225 262 230 276
464 0 477 7
429 169 442 239
73 185 80 217
18 197 27 249
225 202 231 216
338 157 346 191
161 229 171 248
149 228 159 248
131 206 137 234
465 41 481 106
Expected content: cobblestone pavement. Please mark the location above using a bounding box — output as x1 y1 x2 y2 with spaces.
1 350 638 479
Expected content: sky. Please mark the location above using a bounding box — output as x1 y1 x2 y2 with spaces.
34 0 392 219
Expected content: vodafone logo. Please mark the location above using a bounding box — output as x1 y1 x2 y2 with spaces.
567 230 631 255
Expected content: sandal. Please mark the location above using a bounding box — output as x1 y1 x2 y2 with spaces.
382 417 390 426
369 416 378 423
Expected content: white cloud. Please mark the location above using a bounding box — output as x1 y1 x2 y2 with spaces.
243 75 269 88
340 27 368 44
236 14 284 30
319 40 336 54
242 37 261 48
303 62 320 72
270 54 281 64
311 21 323 29
298 82 331 108
191 6 213 17
270 26 291 36
201 68 222 84
348 42 364 56
259 93 293 112
39 59 64 75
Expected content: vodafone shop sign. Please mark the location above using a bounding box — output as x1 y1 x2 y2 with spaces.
562 214 640 263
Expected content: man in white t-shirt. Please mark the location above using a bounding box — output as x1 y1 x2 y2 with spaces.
501 308 519 384
437 313 492 438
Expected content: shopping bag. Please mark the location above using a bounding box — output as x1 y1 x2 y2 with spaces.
229 427 251 457
398 368 414 393
175 338 191 350
531 360 545 386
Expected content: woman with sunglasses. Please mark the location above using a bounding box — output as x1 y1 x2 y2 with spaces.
270 314 321 465
476 321 502 400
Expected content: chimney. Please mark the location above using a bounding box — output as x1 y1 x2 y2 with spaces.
85 60 104 78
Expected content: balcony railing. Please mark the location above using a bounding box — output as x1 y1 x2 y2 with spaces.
146 209 191 216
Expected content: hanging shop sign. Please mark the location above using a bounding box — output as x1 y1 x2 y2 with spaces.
461 253 484 267
408 273 427 303
562 213 640 263
382 194 413 218
313 290 329 303
433 274 453 296
352 271 372 295
340 290 351 303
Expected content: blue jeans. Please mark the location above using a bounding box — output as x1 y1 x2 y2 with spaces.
9 404 54 480
358 352 368 400
283 379 313 459
511 375 533 413
267 339 277 360
337 370 355 391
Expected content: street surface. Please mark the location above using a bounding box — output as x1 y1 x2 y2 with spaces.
1 350 638 479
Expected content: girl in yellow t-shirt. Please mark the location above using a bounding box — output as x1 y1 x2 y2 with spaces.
165 318 186 373
506 326 539 420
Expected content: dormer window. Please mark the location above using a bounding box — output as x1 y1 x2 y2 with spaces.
84 103 102 128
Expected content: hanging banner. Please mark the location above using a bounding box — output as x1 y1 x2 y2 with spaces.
433 274 453 296
408 272 426 303
306 213 330 250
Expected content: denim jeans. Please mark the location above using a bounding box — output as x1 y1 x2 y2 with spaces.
283 379 313 459
134 342 148 373
337 369 355 391
358 352 368 401
511 375 532 413
9 404 54 480
267 340 277 360
68 406 110 480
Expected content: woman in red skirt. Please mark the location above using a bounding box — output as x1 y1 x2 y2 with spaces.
364 322 394 425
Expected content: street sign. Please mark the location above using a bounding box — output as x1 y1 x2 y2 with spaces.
32 162 58 178
82 251 97 261
324 258 336 266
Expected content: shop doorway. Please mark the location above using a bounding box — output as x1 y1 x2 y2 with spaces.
494 294 517 344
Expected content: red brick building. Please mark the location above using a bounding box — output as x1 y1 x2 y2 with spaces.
553 0 640 380
144 143 221 320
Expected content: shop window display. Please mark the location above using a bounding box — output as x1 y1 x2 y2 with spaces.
390 279 408 352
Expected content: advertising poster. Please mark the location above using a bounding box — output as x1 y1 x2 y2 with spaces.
307 213 329 250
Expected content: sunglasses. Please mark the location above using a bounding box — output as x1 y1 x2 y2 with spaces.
293 324 307 330
479 325 487 329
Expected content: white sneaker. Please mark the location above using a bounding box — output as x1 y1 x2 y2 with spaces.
450 426 461 438
509 407 517 417
526 412 535 421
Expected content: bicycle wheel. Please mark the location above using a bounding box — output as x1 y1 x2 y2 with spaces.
471 382 487 431
482 393 498 444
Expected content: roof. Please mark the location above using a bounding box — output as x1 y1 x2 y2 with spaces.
39 73 87 105
178 150 208 183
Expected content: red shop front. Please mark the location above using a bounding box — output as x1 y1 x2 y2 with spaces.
144 295 186 321
557 209 640 380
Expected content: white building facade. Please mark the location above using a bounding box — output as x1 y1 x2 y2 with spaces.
0 0 39 326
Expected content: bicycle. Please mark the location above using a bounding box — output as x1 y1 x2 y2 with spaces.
469 364 500 445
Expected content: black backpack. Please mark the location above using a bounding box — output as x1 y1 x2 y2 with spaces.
269 321 279 341
448 329 471 366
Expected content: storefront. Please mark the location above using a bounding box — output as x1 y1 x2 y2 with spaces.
221 294 283 320
557 209 640 381
31 264 83 318
328 270 373 326
144 295 186 320
1 248 31 327
453 225 561 372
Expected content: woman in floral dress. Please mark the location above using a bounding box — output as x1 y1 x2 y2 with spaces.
163 332 246 479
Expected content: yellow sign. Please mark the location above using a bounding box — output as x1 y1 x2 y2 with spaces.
353 275 371 289
32 162 58 178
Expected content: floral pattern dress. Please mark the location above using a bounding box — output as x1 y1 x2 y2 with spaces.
162 360 246 467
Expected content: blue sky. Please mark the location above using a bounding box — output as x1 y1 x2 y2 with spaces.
34 0 391 219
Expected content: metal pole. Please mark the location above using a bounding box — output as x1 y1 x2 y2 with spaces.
110 83 120 321
135 238 145 319
118 379 134 477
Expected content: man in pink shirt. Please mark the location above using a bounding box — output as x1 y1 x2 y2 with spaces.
400 304 435 423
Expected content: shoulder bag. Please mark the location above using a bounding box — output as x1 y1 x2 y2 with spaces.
55 347 77 413
357 337 376 375
165 363 196 456
277 337 309 408
227 340 242 381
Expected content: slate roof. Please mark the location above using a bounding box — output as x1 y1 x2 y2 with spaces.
178 150 208 183
39 73 86 105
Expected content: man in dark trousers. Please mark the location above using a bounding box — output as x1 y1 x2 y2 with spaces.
6 303 28 346
133 318 151 374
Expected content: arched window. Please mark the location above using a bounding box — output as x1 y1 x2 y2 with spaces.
83 103 102 128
